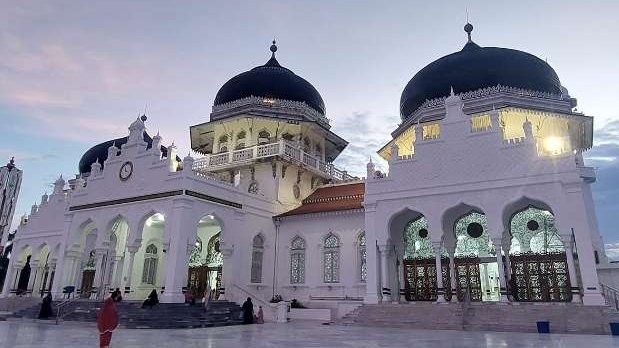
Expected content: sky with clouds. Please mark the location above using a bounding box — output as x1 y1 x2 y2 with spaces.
1 1 618 256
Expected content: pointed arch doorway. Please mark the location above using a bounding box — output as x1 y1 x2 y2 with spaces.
188 214 223 300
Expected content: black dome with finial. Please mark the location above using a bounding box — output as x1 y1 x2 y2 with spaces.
399 23 563 120
214 41 326 115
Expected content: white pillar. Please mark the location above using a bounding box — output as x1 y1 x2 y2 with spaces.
432 242 445 303
1 262 19 297
160 199 193 303
448 252 457 301
27 260 39 295
363 206 380 304
110 255 123 289
123 246 138 295
378 244 391 302
91 249 107 299
560 235 582 303
560 192 605 305
492 239 508 302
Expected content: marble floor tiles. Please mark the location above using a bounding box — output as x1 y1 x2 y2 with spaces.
1 320 619 348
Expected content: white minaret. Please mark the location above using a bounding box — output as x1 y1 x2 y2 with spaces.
0 158 22 251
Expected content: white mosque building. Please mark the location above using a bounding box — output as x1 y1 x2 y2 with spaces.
1 24 614 320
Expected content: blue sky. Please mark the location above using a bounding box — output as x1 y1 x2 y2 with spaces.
1 1 618 256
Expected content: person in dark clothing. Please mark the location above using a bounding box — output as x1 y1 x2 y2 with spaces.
112 288 122 302
141 289 159 309
241 297 254 324
38 292 53 319
17 256 32 295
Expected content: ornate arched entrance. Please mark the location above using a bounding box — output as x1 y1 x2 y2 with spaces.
402 216 451 301
453 211 498 302
187 214 223 300
508 206 571 302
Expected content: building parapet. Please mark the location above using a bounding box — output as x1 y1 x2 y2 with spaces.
192 139 356 182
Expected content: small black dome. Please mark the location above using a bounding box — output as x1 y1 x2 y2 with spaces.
78 132 155 174
214 54 326 115
400 41 562 119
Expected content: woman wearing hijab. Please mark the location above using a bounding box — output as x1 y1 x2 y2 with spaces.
38 292 53 319
142 289 159 309
97 294 119 348
254 305 264 324
241 297 254 324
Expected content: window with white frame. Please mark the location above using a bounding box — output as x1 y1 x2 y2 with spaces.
250 235 264 283
358 232 367 282
290 237 306 284
323 233 340 283
142 244 158 285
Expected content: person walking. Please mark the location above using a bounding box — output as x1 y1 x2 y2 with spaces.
97 293 120 348
241 297 254 324
38 292 53 319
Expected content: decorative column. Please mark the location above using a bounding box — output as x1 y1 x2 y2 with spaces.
27 260 40 296
560 235 582 303
1 262 19 297
502 239 512 300
91 248 107 299
448 251 457 301
110 255 123 290
123 245 139 296
432 242 445 303
363 204 380 304
378 244 391 302
160 199 193 303
491 239 508 302
218 245 233 301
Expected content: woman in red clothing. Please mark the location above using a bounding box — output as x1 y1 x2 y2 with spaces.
97 293 120 348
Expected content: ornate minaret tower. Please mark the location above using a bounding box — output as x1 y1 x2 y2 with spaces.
0 158 22 251
190 42 354 213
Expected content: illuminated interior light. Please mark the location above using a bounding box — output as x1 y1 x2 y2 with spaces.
543 136 563 154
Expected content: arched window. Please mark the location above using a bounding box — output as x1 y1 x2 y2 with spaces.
323 233 340 283
142 244 158 285
258 130 270 144
219 135 229 152
290 237 306 284
236 131 246 149
250 235 264 283
358 233 367 282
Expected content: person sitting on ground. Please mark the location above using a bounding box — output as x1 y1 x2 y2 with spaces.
38 292 53 319
184 291 195 306
242 297 254 324
141 289 159 309
254 305 264 324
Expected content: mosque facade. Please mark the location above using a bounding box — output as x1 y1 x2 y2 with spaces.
1 25 612 318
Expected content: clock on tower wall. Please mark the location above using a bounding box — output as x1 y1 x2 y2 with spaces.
119 161 133 181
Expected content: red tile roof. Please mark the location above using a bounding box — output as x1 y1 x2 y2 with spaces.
276 182 365 217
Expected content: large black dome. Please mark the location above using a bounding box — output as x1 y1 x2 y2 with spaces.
214 45 326 115
400 31 562 120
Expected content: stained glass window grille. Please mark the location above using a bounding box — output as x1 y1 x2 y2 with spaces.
251 235 264 283
323 234 340 283
359 233 367 282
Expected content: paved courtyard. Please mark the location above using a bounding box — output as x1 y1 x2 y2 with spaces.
1 320 619 347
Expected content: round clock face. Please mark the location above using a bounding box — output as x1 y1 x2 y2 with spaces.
119 161 133 181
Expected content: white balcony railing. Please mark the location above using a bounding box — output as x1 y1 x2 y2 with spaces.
193 140 355 182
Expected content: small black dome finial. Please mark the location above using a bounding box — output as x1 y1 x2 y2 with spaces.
270 39 277 58
464 22 473 43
